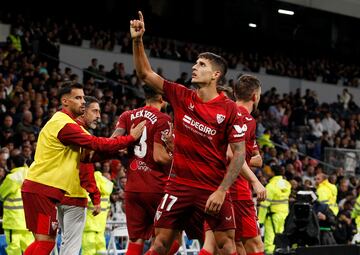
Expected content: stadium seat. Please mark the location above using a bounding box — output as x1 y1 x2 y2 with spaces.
178 232 201 255
107 226 129 255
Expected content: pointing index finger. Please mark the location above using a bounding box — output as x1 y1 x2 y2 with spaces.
138 11 144 22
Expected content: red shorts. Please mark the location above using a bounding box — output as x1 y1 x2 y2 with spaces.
22 192 59 236
154 181 235 241
204 199 259 241
125 191 164 240
233 200 260 240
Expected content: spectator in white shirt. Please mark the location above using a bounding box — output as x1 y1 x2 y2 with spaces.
321 112 340 137
309 116 324 139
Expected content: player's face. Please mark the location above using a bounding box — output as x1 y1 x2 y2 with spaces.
66 88 85 117
191 58 215 87
84 102 101 129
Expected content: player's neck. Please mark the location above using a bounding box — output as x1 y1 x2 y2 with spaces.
146 102 161 111
76 116 86 127
61 107 80 120
196 86 219 102
236 101 252 113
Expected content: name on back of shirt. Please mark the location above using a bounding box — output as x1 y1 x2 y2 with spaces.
131 110 158 124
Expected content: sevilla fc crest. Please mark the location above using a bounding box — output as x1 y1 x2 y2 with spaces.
216 114 225 124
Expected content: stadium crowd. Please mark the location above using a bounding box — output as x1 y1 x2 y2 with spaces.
0 9 360 255
1 12 360 87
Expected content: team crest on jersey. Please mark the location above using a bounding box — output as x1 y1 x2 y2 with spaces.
188 102 195 111
216 114 226 124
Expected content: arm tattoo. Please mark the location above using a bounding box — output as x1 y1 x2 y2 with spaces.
219 141 245 191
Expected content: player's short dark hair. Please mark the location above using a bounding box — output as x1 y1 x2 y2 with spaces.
143 85 161 101
234 74 261 101
198 52 228 84
84 96 99 108
58 83 83 101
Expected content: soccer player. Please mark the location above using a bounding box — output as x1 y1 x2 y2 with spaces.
112 85 174 255
201 75 265 255
231 75 265 255
57 96 102 255
21 84 145 255
130 11 262 255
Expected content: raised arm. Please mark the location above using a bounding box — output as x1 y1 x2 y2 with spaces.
130 11 164 94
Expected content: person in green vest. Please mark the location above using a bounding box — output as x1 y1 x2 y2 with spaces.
0 155 33 254
257 129 275 149
82 170 114 255
258 163 291 254
315 173 339 216
7 27 22 52
351 194 360 243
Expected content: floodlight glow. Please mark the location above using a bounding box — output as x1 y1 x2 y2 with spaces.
249 23 257 28
278 9 294 15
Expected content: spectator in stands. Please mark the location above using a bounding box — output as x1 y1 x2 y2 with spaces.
313 193 337 245
337 178 354 204
7 26 22 52
334 200 356 244
338 88 352 111
321 112 340 138
83 58 99 83
15 110 35 135
308 116 324 140
175 72 190 87
258 129 275 149
303 165 316 186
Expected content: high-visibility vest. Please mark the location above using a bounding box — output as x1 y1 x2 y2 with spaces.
258 175 291 224
351 195 360 230
317 179 338 216
0 166 28 230
8 34 22 52
84 171 114 232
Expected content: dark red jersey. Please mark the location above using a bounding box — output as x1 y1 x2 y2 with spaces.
116 106 172 193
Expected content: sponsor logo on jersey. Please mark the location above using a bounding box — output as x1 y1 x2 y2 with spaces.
233 124 247 137
183 115 217 136
129 159 151 172
216 114 226 124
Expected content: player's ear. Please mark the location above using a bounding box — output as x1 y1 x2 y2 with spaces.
252 92 256 102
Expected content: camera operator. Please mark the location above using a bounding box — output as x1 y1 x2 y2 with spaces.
312 191 337 245
283 190 337 249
